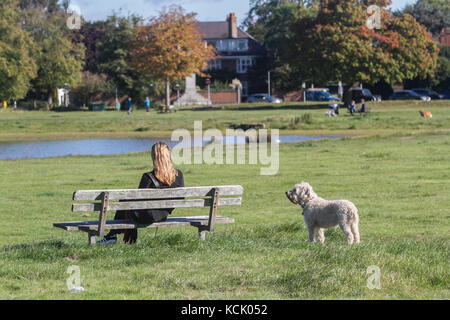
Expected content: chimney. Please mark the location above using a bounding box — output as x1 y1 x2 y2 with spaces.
227 13 237 38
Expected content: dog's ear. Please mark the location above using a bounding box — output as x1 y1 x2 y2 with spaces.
304 186 311 197
304 183 314 198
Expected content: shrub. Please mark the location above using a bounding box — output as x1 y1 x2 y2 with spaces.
301 113 313 124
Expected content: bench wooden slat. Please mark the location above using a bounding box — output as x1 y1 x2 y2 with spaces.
73 185 243 201
53 216 235 231
72 197 242 213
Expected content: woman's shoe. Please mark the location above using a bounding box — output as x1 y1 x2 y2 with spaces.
96 235 117 245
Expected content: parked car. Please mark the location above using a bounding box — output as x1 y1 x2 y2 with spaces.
411 88 442 100
442 89 450 99
351 88 380 103
247 94 283 103
389 90 431 101
306 90 340 102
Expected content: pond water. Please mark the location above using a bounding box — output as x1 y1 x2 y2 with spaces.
0 135 339 160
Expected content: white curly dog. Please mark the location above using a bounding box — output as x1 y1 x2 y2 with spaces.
286 182 360 244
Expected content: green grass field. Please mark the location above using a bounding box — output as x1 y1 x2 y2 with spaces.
1 100 449 141
0 101 449 299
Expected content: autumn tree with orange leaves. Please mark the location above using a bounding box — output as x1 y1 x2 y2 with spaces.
132 6 216 106
284 0 439 104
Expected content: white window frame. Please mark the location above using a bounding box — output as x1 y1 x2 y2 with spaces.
208 59 222 71
237 56 254 74
209 39 248 53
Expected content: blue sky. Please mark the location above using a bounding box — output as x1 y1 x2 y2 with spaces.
71 0 416 24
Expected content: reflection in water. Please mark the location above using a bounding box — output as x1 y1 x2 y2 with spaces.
0 136 339 160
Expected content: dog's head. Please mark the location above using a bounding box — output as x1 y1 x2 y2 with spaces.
286 182 317 208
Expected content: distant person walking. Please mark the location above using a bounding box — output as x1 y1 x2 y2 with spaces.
126 97 132 115
13 100 17 110
2 101 7 109
349 100 356 116
359 99 366 115
145 97 151 114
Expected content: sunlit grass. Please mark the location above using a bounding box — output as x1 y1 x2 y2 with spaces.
0 127 449 299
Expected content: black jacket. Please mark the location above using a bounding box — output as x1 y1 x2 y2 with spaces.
134 169 185 223
139 169 184 190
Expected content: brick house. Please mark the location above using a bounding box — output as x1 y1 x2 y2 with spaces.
196 13 265 98
439 28 450 46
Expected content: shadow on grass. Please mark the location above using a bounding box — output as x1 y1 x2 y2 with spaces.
1 240 67 253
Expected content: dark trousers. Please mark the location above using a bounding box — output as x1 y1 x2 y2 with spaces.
107 210 169 242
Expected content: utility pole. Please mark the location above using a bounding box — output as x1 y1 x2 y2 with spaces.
268 71 271 96
205 78 212 106
302 83 306 102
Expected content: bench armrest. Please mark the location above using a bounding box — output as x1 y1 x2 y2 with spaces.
208 188 219 232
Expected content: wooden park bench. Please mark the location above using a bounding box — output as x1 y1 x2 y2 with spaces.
54 185 243 245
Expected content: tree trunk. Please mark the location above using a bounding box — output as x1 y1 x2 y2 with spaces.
343 88 352 108
166 78 171 107
48 88 53 107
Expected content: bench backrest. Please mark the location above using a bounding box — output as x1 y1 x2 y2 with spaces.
72 186 244 237
72 185 243 212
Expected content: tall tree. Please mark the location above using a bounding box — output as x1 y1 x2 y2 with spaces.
76 21 105 73
284 0 439 99
397 0 450 38
18 0 63 13
244 0 319 92
0 0 38 101
20 1 85 105
434 45 450 92
405 44 450 92
95 15 142 98
132 6 216 106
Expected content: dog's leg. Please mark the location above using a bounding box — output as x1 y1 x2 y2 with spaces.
351 222 360 244
308 227 316 243
317 228 325 244
339 222 354 244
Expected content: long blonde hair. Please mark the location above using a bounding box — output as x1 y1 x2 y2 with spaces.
151 142 178 186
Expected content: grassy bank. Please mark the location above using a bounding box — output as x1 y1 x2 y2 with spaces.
0 100 449 142
0 130 449 299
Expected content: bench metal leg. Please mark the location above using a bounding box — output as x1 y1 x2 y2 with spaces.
88 232 96 245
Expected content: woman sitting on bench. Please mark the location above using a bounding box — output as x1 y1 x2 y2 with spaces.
98 142 185 245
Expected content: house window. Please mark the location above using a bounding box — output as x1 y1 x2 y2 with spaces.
208 39 248 52
208 59 222 71
237 56 253 74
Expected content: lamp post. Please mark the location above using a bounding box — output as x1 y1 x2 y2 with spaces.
175 83 180 107
150 83 155 98
268 71 271 97
150 83 154 105
205 78 212 106
302 82 306 102
338 81 343 100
